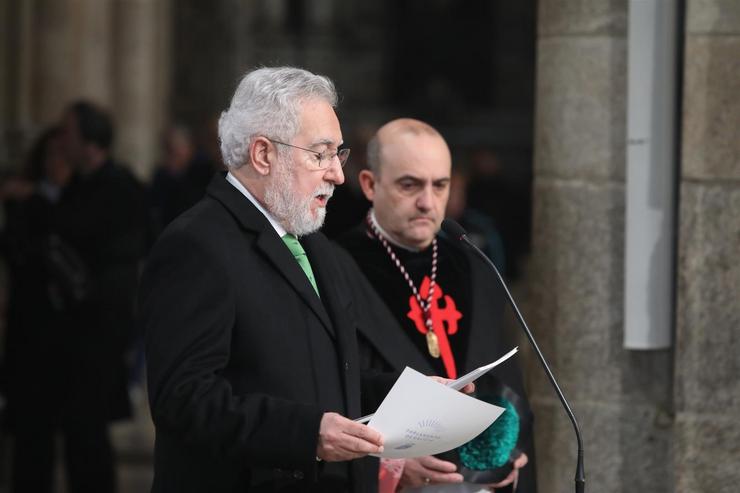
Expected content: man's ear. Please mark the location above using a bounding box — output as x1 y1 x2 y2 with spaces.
249 136 275 176
358 169 377 201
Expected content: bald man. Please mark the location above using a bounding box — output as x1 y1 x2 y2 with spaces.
336 119 537 493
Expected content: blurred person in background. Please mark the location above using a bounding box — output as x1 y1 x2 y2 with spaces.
196 114 227 172
465 149 530 280
41 100 148 493
0 126 72 493
445 168 506 275
149 124 214 237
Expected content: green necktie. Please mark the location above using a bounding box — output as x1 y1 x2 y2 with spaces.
282 234 320 296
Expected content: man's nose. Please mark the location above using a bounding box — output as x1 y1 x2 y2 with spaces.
416 186 433 211
324 158 345 185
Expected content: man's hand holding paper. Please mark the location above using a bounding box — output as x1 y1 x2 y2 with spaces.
429 376 475 394
366 367 506 459
317 412 385 461
355 348 517 461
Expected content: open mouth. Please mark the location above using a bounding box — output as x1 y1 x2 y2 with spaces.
314 193 331 207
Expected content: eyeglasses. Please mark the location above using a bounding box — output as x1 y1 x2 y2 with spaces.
268 139 350 170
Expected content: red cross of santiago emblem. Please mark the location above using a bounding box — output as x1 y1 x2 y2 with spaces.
407 276 463 379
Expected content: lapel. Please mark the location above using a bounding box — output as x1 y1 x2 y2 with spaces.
303 232 357 343
302 233 340 316
303 233 356 409
206 174 335 337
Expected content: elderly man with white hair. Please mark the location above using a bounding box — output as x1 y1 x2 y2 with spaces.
139 66 395 493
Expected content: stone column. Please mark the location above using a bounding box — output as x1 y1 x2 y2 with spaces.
1 0 9 168
18 0 165 180
674 1 740 491
77 0 114 106
33 0 114 122
33 0 78 124
0 0 32 169
112 0 163 180
530 1 672 492
170 0 250 127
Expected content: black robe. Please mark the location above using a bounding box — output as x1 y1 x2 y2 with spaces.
336 224 537 493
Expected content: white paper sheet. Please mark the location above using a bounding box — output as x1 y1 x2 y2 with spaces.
446 347 519 391
356 347 518 425
367 367 505 459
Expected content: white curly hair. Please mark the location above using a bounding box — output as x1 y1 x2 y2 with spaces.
218 66 338 169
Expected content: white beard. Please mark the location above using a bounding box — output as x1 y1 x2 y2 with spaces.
264 160 334 237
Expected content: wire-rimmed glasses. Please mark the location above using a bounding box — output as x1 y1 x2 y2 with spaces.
268 139 350 170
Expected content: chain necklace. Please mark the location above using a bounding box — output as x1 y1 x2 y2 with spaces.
366 210 440 358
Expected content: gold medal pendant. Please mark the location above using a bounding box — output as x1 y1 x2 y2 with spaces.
426 330 440 358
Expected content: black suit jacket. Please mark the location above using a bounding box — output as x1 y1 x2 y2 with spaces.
139 175 389 492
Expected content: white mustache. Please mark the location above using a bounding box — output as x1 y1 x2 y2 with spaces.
314 185 334 199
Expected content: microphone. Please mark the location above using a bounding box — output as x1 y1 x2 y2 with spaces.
442 218 585 493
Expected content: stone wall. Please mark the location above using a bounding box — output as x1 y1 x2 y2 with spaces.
530 1 673 492
530 1 740 492
674 1 740 491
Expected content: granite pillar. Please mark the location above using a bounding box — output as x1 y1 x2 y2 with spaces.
33 0 78 124
530 1 673 492
1 0 8 162
674 1 740 491
170 0 250 126
31 0 115 122
77 0 114 106
113 0 162 179
5 0 166 180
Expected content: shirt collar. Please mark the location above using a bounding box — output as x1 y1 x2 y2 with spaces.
226 171 287 237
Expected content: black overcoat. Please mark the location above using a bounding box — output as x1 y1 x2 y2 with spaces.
139 174 391 492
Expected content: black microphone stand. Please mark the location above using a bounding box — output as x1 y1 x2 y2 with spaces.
443 219 585 493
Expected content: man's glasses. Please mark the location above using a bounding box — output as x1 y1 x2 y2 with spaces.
268 139 350 170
